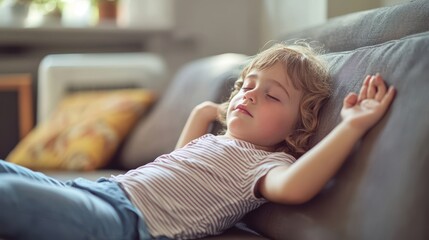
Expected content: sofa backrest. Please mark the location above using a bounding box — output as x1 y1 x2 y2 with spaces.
279 0 429 53
117 53 247 169
247 29 429 240
244 1 429 239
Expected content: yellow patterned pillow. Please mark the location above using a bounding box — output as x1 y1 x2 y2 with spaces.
7 89 156 171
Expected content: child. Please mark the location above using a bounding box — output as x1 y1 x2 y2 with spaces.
0 43 395 240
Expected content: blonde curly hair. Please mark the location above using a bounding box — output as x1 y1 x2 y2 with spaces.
219 42 331 158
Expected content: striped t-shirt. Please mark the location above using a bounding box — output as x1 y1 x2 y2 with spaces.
112 134 295 239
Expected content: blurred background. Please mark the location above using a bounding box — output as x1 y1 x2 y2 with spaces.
0 0 407 158
0 0 408 75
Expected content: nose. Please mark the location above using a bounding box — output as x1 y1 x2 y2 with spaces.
243 89 256 103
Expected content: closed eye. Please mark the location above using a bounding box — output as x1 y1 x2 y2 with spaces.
267 94 280 101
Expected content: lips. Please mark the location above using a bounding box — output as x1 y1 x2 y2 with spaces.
235 104 253 117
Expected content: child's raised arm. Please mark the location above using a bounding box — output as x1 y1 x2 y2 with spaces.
175 101 221 149
258 74 396 204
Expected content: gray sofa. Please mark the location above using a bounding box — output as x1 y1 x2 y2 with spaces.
243 1 429 240
42 0 429 239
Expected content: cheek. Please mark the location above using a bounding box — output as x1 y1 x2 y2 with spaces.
261 108 297 135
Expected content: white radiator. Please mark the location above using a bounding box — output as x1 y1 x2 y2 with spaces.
37 52 167 123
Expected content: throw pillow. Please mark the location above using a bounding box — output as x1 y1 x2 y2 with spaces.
7 89 156 171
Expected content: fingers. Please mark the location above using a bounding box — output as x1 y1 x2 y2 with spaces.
367 75 377 99
357 73 396 111
373 74 387 101
367 74 386 99
359 74 388 102
358 75 370 102
343 92 358 108
381 86 396 109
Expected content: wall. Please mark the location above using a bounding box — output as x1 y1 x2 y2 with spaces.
327 0 381 18
382 0 410 6
260 0 327 46
150 0 262 76
327 0 410 17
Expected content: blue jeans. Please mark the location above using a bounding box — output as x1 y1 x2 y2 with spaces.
0 160 153 240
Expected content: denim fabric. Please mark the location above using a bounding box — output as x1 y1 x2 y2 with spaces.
0 160 152 240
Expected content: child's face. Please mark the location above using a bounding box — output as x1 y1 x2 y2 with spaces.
225 62 303 151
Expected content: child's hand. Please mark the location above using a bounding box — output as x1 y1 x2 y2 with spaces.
341 74 395 131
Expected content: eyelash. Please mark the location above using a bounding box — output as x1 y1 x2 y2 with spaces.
266 94 280 101
242 87 280 102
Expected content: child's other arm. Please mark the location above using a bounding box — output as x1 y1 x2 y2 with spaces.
259 74 396 204
175 101 220 149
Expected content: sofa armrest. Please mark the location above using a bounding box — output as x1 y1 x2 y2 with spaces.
37 52 167 123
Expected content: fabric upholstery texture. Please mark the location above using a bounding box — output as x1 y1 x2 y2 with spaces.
8 89 156 171
244 16 429 240
280 0 429 52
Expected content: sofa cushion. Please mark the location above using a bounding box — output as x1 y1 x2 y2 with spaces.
8 89 155 171
244 31 429 240
280 0 429 52
118 53 248 169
